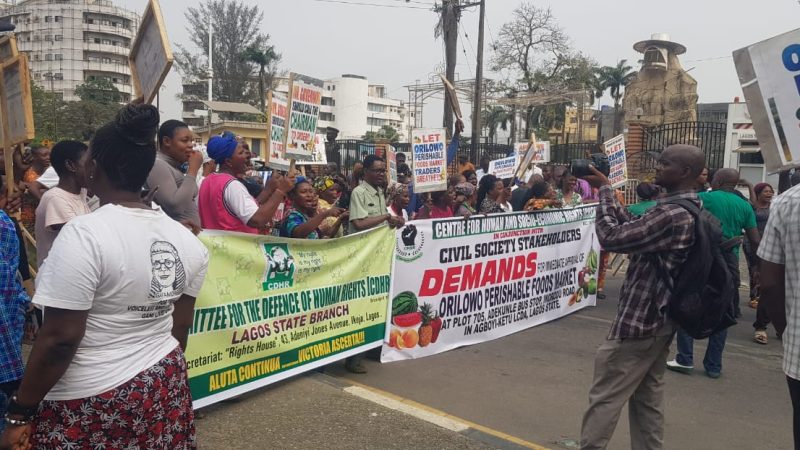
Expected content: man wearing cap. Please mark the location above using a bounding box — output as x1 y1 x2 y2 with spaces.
198 133 294 234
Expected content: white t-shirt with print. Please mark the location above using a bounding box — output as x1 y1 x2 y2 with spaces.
34 204 209 400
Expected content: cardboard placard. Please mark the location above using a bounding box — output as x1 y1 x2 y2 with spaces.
284 73 324 161
603 134 627 188
266 91 291 171
0 34 18 64
734 28 800 172
129 0 173 104
411 128 447 193
439 74 462 119
514 141 550 162
488 155 519 179
295 134 328 165
0 55 34 146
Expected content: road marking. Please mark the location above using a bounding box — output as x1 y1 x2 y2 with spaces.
342 378 549 450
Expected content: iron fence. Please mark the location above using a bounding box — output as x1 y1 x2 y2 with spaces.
641 122 727 172
549 142 603 165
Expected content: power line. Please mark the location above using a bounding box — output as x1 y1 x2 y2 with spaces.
458 24 472 74
683 55 732 63
304 0 432 10
485 15 498 51
462 28 477 61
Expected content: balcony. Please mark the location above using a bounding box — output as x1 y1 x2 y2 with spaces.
83 41 129 57
83 22 133 39
84 60 129 76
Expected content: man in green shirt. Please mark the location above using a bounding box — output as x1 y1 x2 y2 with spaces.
348 155 404 235
345 154 404 373
668 168 760 378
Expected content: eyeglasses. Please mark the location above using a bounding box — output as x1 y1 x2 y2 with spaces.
368 168 387 173
152 259 175 270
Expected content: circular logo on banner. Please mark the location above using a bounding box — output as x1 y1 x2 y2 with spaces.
396 224 425 262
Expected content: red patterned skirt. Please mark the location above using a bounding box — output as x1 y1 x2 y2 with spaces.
31 346 195 449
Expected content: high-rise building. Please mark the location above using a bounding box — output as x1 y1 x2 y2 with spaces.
0 0 139 102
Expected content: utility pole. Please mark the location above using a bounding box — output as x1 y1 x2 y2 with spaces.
469 0 485 164
440 0 459 140
206 13 214 132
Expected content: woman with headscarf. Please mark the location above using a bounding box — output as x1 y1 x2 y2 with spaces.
386 182 410 221
627 182 661 216
453 182 476 217
144 120 202 224
0 103 209 449
477 174 505 214
280 178 345 239
314 176 347 238
198 134 294 234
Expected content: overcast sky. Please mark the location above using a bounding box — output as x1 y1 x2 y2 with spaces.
115 0 800 131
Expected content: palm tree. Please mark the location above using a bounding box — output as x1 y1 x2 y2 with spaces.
243 45 279 113
482 106 512 143
596 60 637 135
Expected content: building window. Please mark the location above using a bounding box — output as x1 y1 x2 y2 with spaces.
54 16 61 23
44 16 51 23
53 73 63 80
45 34 52 41
102 39 111 45
33 54 39 61
86 18 94 24
367 103 386 113
321 97 335 106
320 112 335 121
101 20 110 26
54 35 63 41
44 54 52 61
54 54 62 61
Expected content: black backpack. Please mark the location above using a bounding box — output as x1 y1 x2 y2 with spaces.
657 198 737 339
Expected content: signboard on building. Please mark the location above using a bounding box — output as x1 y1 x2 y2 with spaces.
284 73 324 161
734 28 800 172
411 128 447 193
266 91 291 171
603 134 627 188
129 0 173 104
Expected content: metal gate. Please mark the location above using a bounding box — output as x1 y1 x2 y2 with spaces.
641 122 727 172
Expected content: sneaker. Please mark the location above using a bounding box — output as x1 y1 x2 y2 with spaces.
705 370 721 379
666 359 694 374
345 360 367 374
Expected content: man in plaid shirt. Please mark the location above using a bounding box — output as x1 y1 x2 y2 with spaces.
0 205 29 434
759 181 800 449
579 145 706 450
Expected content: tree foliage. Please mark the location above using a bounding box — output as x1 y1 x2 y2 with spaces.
363 125 400 143
595 60 637 135
491 2 599 139
175 0 280 108
31 80 122 142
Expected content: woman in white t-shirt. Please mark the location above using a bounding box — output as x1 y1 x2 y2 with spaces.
0 104 209 450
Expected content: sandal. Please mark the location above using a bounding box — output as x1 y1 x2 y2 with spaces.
754 330 768 345
749 297 759 309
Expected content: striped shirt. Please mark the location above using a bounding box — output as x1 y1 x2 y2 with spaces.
595 185 697 339
757 185 800 379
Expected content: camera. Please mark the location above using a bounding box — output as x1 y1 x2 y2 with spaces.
571 153 610 177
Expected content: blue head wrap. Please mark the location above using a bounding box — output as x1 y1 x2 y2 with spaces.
207 135 238 164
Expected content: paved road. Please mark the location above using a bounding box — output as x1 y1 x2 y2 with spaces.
328 275 792 449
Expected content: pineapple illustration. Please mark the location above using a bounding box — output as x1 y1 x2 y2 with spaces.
418 303 434 347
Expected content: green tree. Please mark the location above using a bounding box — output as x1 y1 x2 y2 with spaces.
175 0 279 106
74 78 125 104
482 106 511 143
242 44 281 113
31 80 66 141
363 125 400 143
595 60 637 135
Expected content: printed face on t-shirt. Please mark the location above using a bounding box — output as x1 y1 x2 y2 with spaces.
149 241 186 299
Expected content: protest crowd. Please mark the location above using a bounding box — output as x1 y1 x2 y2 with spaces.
0 97 796 450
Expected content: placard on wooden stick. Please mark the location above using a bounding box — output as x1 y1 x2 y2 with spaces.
0 34 19 64
439 74 462 119
0 53 34 198
129 0 173 104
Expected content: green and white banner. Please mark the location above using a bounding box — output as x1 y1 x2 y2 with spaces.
382 207 600 362
186 226 395 408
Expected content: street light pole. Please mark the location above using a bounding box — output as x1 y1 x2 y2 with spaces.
470 0 485 164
